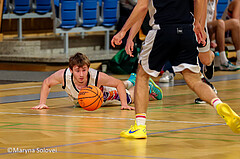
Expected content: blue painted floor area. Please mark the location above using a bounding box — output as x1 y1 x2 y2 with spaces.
1 71 240 104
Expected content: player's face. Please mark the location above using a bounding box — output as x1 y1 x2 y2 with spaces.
72 65 89 84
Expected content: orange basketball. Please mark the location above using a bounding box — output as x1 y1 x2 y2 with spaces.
78 85 103 111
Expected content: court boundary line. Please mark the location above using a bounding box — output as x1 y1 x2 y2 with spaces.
0 112 225 125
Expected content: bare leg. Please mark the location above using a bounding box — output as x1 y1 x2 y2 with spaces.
134 64 149 114
228 0 240 20
225 19 240 50
208 20 225 52
182 69 217 104
129 85 153 103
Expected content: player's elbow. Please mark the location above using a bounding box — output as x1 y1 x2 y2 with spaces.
135 2 148 13
139 5 148 13
116 80 125 89
43 78 51 88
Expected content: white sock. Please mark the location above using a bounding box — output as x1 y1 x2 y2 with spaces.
237 50 240 62
219 51 228 65
125 80 133 89
136 113 146 126
211 98 222 110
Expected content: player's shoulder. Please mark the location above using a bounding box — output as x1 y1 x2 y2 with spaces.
52 68 68 80
57 68 68 75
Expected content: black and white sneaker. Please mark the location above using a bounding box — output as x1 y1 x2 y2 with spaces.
201 77 217 94
195 98 206 104
203 61 214 79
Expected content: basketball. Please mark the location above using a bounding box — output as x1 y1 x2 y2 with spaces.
78 85 104 111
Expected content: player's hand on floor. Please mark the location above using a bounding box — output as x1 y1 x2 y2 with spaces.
32 104 49 110
121 105 135 110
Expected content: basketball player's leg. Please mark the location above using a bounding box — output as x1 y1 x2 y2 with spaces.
182 69 240 133
208 20 238 70
120 64 149 139
208 20 225 53
224 19 240 67
180 24 240 133
207 20 229 68
182 69 217 102
225 19 240 50
121 25 173 139
134 64 150 114
228 0 240 20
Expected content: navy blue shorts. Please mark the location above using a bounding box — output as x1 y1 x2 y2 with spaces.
139 24 200 77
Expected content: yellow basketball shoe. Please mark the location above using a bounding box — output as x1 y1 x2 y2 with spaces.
216 103 240 133
120 123 147 139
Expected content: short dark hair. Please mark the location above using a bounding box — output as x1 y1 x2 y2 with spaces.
69 52 90 70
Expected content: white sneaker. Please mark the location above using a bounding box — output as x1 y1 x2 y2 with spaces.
220 61 240 71
159 71 174 83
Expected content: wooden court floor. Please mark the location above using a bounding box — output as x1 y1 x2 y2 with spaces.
0 70 240 159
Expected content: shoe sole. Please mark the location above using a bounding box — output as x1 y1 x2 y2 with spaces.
120 133 147 139
217 103 240 133
195 101 206 104
120 130 147 139
149 78 163 100
219 66 240 71
159 79 174 83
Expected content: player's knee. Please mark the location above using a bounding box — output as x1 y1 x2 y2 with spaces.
217 20 225 30
231 19 240 27
182 69 201 90
137 65 149 79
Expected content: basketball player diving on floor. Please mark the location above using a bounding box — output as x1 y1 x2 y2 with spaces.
32 52 163 110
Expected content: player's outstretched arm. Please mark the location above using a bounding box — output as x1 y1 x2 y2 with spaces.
125 17 145 56
194 0 206 45
32 69 65 110
111 0 149 47
97 72 135 110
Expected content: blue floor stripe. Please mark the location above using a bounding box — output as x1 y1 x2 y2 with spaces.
1 73 240 104
0 92 68 104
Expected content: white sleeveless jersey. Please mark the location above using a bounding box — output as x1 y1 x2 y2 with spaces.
62 68 99 105
62 68 132 106
207 0 216 22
